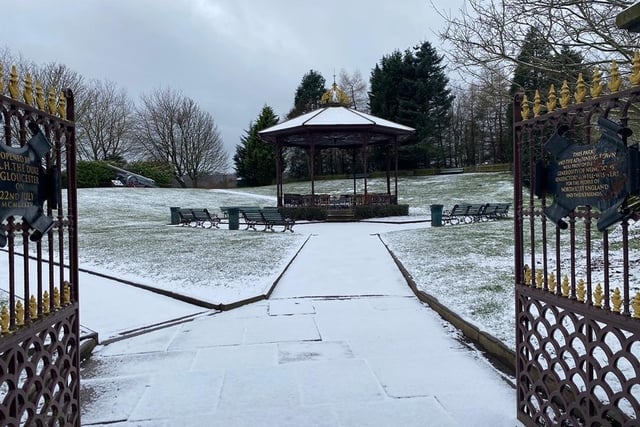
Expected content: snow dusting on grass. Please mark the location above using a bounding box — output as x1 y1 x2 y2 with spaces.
72 173 519 346
15 172 638 352
76 188 306 304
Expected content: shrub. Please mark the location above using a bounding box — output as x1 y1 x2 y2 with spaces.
355 204 409 219
126 161 174 187
280 207 327 221
77 161 116 188
280 205 409 221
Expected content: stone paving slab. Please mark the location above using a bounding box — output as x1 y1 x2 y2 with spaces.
268 299 316 315
81 375 150 425
81 226 517 426
128 370 224 421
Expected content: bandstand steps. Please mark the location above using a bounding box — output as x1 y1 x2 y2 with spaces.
326 209 356 222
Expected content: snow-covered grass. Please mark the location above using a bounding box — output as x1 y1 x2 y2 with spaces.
77 188 307 305
70 173 519 347
21 172 639 352
1 172 545 349
234 172 513 217
14 172 637 352
382 220 516 348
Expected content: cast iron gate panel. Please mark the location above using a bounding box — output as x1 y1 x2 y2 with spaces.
514 64 640 426
0 67 79 426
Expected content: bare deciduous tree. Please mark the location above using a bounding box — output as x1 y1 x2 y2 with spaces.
33 62 90 119
436 0 639 78
338 69 368 112
134 87 228 188
0 50 89 164
445 66 512 166
77 80 134 161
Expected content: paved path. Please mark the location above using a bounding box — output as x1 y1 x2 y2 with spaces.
81 223 517 426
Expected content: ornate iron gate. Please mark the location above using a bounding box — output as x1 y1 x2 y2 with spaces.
514 58 640 426
0 66 79 425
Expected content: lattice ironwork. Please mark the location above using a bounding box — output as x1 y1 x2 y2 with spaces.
518 288 640 425
0 307 79 426
514 60 640 426
0 65 79 426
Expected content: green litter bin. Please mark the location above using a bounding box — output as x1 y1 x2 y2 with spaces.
430 204 443 227
227 207 240 230
170 207 180 225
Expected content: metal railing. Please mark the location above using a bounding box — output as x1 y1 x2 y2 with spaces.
514 59 640 426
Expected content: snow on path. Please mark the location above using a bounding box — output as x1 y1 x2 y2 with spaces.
271 222 414 298
81 221 518 426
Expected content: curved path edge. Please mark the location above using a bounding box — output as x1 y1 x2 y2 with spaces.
376 233 516 376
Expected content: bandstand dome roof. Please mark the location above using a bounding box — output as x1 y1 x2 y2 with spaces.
259 105 415 148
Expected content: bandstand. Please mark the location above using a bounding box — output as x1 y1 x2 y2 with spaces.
258 84 415 214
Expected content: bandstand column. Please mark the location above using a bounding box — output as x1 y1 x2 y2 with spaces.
394 137 399 201
275 142 283 207
309 144 316 200
363 134 369 198
386 143 391 196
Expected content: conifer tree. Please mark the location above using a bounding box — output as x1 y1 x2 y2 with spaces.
370 41 453 168
233 105 279 186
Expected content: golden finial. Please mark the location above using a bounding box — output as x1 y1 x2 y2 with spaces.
548 273 556 293
594 283 603 308
560 80 571 108
608 60 622 93
521 94 530 120
63 281 71 305
57 91 67 119
612 288 623 313
631 52 640 86
16 301 24 327
533 90 542 117
547 84 557 112
23 73 34 105
8 65 19 99
47 87 57 115
43 291 50 314
35 81 45 110
53 287 61 309
575 73 587 103
633 293 640 318
562 275 570 297
524 265 532 285
536 269 544 289
0 305 9 334
29 295 37 320
0 64 4 94
591 67 604 98
577 279 586 302
321 82 350 107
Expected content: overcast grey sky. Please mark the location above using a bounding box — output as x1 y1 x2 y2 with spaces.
1 0 463 165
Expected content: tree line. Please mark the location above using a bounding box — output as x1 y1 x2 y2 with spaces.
3 1 635 188
235 1 637 186
0 47 228 187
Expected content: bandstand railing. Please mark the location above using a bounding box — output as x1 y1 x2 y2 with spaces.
283 193 397 208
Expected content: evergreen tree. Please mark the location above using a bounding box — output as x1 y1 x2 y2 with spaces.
370 41 453 168
511 28 556 98
288 70 327 119
284 70 328 178
369 51 404 121
510 28 587 100
233 105 279 186
508 28 587 174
